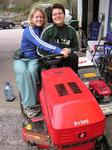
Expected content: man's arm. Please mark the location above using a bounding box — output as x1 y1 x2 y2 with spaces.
70 27 79 52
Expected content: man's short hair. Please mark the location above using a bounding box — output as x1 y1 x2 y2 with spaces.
51 3 65 15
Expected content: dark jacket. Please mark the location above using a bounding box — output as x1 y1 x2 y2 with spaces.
38 24 79 56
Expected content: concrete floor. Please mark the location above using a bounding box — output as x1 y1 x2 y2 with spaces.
0 28 27 148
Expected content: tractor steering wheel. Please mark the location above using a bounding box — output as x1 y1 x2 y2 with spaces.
38 54 63 67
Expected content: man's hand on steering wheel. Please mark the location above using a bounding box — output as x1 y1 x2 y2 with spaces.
61 48 71 58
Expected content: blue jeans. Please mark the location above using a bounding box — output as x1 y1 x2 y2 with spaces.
13 58 39 107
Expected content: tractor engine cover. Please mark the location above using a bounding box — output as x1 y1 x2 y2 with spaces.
40 67 105 146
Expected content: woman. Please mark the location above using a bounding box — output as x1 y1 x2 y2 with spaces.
13 6 70 118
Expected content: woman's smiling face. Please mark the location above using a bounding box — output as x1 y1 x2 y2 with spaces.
32 10 44 27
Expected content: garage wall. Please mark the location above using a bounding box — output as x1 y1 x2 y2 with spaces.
77 0 82 27
99 0 110 36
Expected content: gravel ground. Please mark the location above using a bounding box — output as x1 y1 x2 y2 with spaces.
0 145 28 150
0 108 26 146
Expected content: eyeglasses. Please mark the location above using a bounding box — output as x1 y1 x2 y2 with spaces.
52 12 64 16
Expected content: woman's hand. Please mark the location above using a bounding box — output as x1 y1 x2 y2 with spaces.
60 48 71 58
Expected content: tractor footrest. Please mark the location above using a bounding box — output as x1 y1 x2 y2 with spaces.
31 116 44 122
100 104 112 115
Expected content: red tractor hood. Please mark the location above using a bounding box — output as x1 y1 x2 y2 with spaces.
41 67 105 130
40 67 105 145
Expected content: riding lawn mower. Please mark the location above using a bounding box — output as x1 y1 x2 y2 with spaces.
20 54 108 150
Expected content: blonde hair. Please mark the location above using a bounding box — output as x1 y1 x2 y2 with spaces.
28 6 47 28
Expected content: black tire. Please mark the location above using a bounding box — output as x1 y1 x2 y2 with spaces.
28 142 47 150
95 136 110 150
9 24 13 29
28 142 39 150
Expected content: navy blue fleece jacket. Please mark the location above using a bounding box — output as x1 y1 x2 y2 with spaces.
20 25 62 58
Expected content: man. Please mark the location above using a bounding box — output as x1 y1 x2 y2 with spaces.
38 3 79 73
